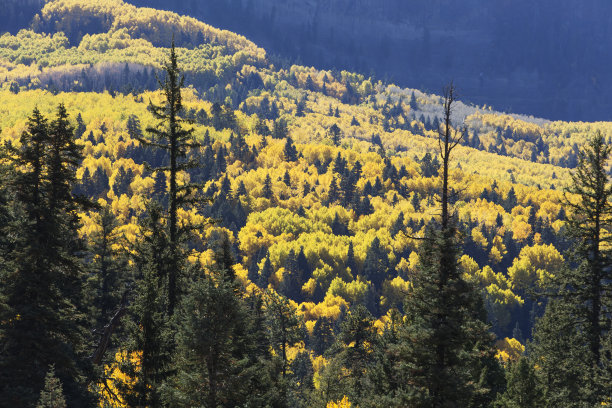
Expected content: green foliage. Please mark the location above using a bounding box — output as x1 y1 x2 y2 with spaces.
1 3 606 406
117 204 173 407
0 106 93 407
494 357 543 408
36 366 67 408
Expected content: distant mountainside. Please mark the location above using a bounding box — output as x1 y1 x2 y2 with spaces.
1 1 612 405
126 0 612 122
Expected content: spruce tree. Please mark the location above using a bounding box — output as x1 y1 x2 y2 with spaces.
0 106 93 407
117 204 172 408
265 290 303 378
284 136 298 161
138 41 201 315
396 84 501 406
262 174 274 200
85 206 128 331
169 265 249 407
494 357 544 408
319 305 378 406
563 132 612 365
531 299 590 406
531 132 612 404
258 253 274 288
329 123 342 146
362 236 388 293
36 366 67 408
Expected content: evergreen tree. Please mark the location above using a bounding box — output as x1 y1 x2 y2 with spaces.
329 123 342 146
86 206 127 331
362 237 388 293
504 187 518 211
321 305 378 405
346 241 358 276
311 317 336 355
265 290 303 378
126 114 143 140
390 211 405 237
152 170 167 204
284 136 299 161
531 299 590 406
168 259 267 407
112 166 134 196
118 204 172 408
74 113 86 139
258 253 273 288
0 106 93 407
327 176 340 205
272 118 289 139
138 41 201 315
409 91 418 111
262 173 274 200
564 132 612 365
36 366 67 408
396 84 501 406
331 212 349 236
494 357 544 408
531 132 612 404
283 169 292 186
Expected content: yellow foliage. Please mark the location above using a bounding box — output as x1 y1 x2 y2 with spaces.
300 294 349 321
495 337 525 364
508 244 563 291
98 350 140 407
327 396 352 408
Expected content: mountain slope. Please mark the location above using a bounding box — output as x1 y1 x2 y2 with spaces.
0 0 598 375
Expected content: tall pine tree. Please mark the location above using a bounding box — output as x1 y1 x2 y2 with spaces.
0 106 93 407
395 84 501 407
138 40 201 315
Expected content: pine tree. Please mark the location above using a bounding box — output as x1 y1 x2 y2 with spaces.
258 253 274 288
409 91 418 111
272 118 289 139
265 290 303 378
346 241 358 276
0 106 93 407
126 114 143 140
494 357 544 408
327 176 340 205
312 317 335 355
86 206 127 331
138 41 201 315
504 187 518 211
283 170 292 186
262 174 274 200
36 366 67 408
564 132 612 364
169 264 250 407
362 237 388 293
74 113 86 139
390 211 404 237
531 132 612 404
329 123 342 146
396 84 501 406
531 299 590 406
117 204 172 408
284 136 299 161
321 305 378 405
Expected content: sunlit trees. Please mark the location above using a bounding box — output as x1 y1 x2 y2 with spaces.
0 106 93 407
397 84 501 406
138 41 200 315
531 132 612 405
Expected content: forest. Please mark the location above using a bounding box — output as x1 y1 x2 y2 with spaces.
0 1 611 407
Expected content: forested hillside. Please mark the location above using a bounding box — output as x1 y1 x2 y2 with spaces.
125 0 612 122
0 1 611 407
